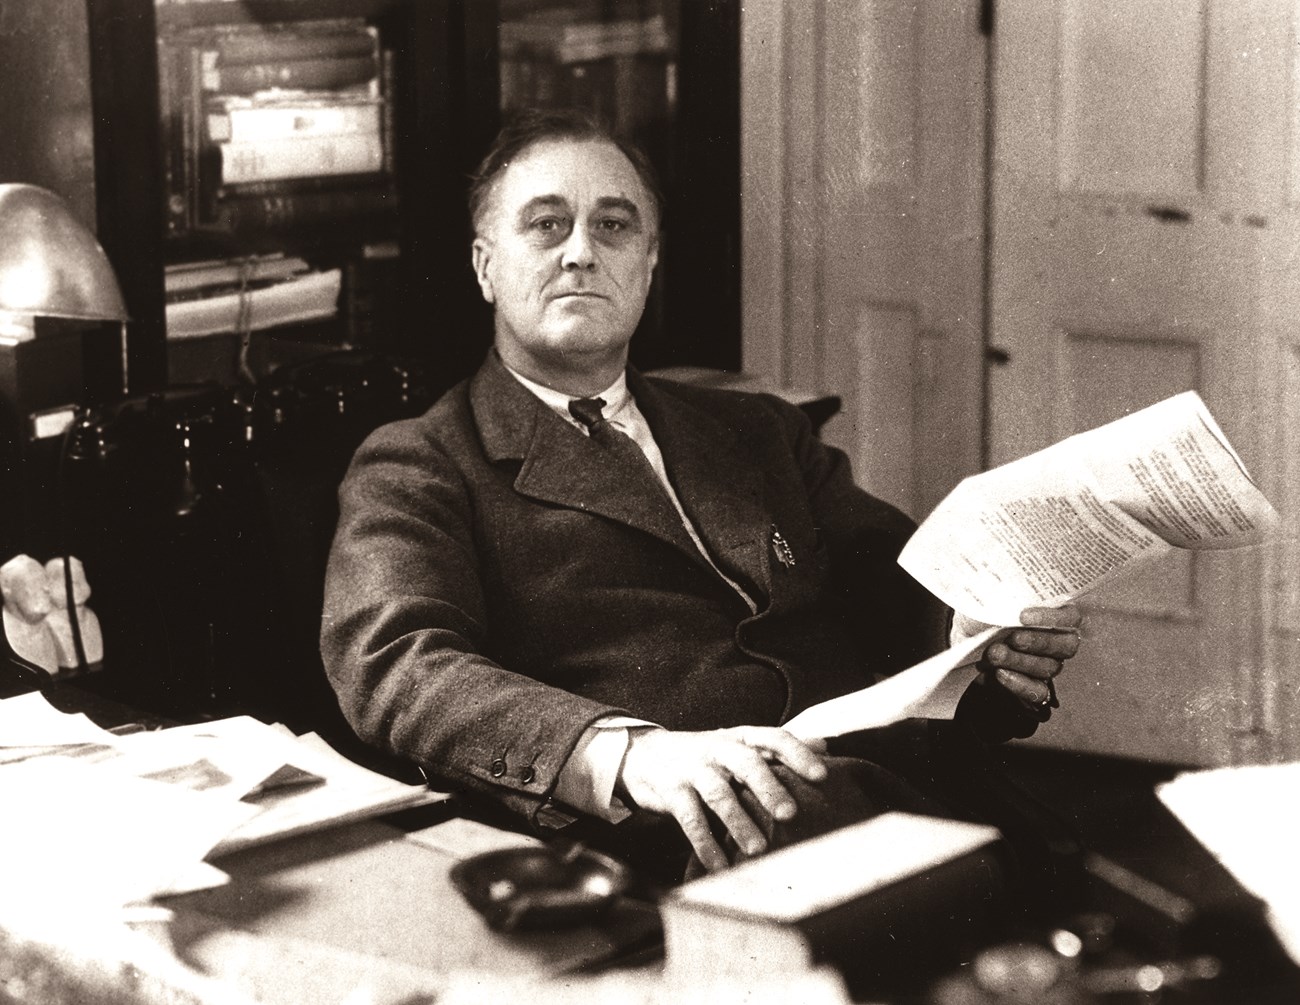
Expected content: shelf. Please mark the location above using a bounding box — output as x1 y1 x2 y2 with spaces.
154 0 406 31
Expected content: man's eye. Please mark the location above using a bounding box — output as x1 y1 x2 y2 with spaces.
533 217 561 232
598 218 628 232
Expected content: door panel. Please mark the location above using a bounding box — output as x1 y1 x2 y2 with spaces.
742 0 986 522
1060 0 1205 197
992 1 1295 765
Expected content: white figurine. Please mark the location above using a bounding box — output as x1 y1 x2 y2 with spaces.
44 556 104 670
1 554 58 675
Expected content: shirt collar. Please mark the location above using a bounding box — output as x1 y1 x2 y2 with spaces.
501 361 632 424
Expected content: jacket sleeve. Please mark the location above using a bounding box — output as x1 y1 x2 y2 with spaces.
320 419 625 826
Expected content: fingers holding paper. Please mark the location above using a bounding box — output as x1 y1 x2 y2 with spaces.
957 604 1083 713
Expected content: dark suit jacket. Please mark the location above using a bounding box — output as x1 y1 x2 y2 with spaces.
321 353 949 828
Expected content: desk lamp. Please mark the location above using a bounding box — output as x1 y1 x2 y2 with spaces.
0 184 127 681
0 183 129 383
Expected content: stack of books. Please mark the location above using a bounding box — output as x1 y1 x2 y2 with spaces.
164 253 342 340
499 13 675 138
499 12 673 65
159 17 397 235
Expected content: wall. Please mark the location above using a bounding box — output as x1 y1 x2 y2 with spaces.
0 0 98 229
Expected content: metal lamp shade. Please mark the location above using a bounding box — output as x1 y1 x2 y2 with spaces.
0 184 128 323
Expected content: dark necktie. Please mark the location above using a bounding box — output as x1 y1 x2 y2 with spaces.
568 396 671 498
569 396 642 453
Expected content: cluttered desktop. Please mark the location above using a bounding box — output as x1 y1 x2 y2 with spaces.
2 679 1300 1005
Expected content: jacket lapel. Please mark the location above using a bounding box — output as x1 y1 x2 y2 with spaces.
631 371 773 603
471 356 705 561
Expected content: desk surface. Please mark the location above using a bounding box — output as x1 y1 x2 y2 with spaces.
0 811 663 1005
176 816 661 989
4 685 1299 1005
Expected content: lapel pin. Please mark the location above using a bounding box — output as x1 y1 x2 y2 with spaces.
770 526 796 568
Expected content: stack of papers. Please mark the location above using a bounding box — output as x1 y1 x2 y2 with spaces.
165 260 342 340
0 693 446 917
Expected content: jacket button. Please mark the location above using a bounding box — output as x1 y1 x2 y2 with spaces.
520 766 536 784
490 758 506 777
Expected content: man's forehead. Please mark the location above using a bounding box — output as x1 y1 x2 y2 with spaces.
494 138 651 210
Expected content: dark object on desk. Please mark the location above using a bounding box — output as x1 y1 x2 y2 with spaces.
12 351 434 747
983 745 1300 1003
450 844 632 933
58 382 273 718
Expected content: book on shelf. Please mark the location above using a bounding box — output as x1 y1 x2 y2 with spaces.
500 13 672 65
158 29 185 236
201 54 378 96
166 267 343 340
342 242 402 347
503 57 619 124
158 18 389 235
218 131 384 184
206 95 381 144
208 18 379 66
213 170 390 200
165 252 311 296
660 812 1005 988
379 43 397 176
208 184 398 231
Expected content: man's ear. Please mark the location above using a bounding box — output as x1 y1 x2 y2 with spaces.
471 237 495 304
641 235 659 294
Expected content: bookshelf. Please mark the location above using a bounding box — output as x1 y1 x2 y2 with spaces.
86 0 492 396
84 0 738 398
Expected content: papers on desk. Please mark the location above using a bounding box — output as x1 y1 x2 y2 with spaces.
1157 762 1300 965
0 690 122 760
140 716 448 856
784 392 1279 740
0 694 447 915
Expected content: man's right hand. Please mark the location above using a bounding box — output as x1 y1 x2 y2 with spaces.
617 726 828 872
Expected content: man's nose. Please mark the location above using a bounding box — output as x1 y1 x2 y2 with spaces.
560 224 597 270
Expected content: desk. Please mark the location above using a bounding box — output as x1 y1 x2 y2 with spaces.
4 692 1300 1005
0 809 662 1005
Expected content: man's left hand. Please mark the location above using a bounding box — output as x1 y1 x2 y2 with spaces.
953 605 1082 714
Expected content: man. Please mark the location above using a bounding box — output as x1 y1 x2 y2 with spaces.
321 110 1080 877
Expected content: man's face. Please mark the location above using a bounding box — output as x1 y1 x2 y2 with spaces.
472 138 659 390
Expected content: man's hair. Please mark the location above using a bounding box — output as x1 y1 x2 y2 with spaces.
468 107 663 236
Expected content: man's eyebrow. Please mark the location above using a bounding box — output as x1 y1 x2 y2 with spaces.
594 196 641 220
515 195 570 220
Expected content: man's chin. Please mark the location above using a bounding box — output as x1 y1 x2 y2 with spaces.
538 321 633 355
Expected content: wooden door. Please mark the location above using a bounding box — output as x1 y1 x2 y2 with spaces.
742 1 987 521
991 1 1298 764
